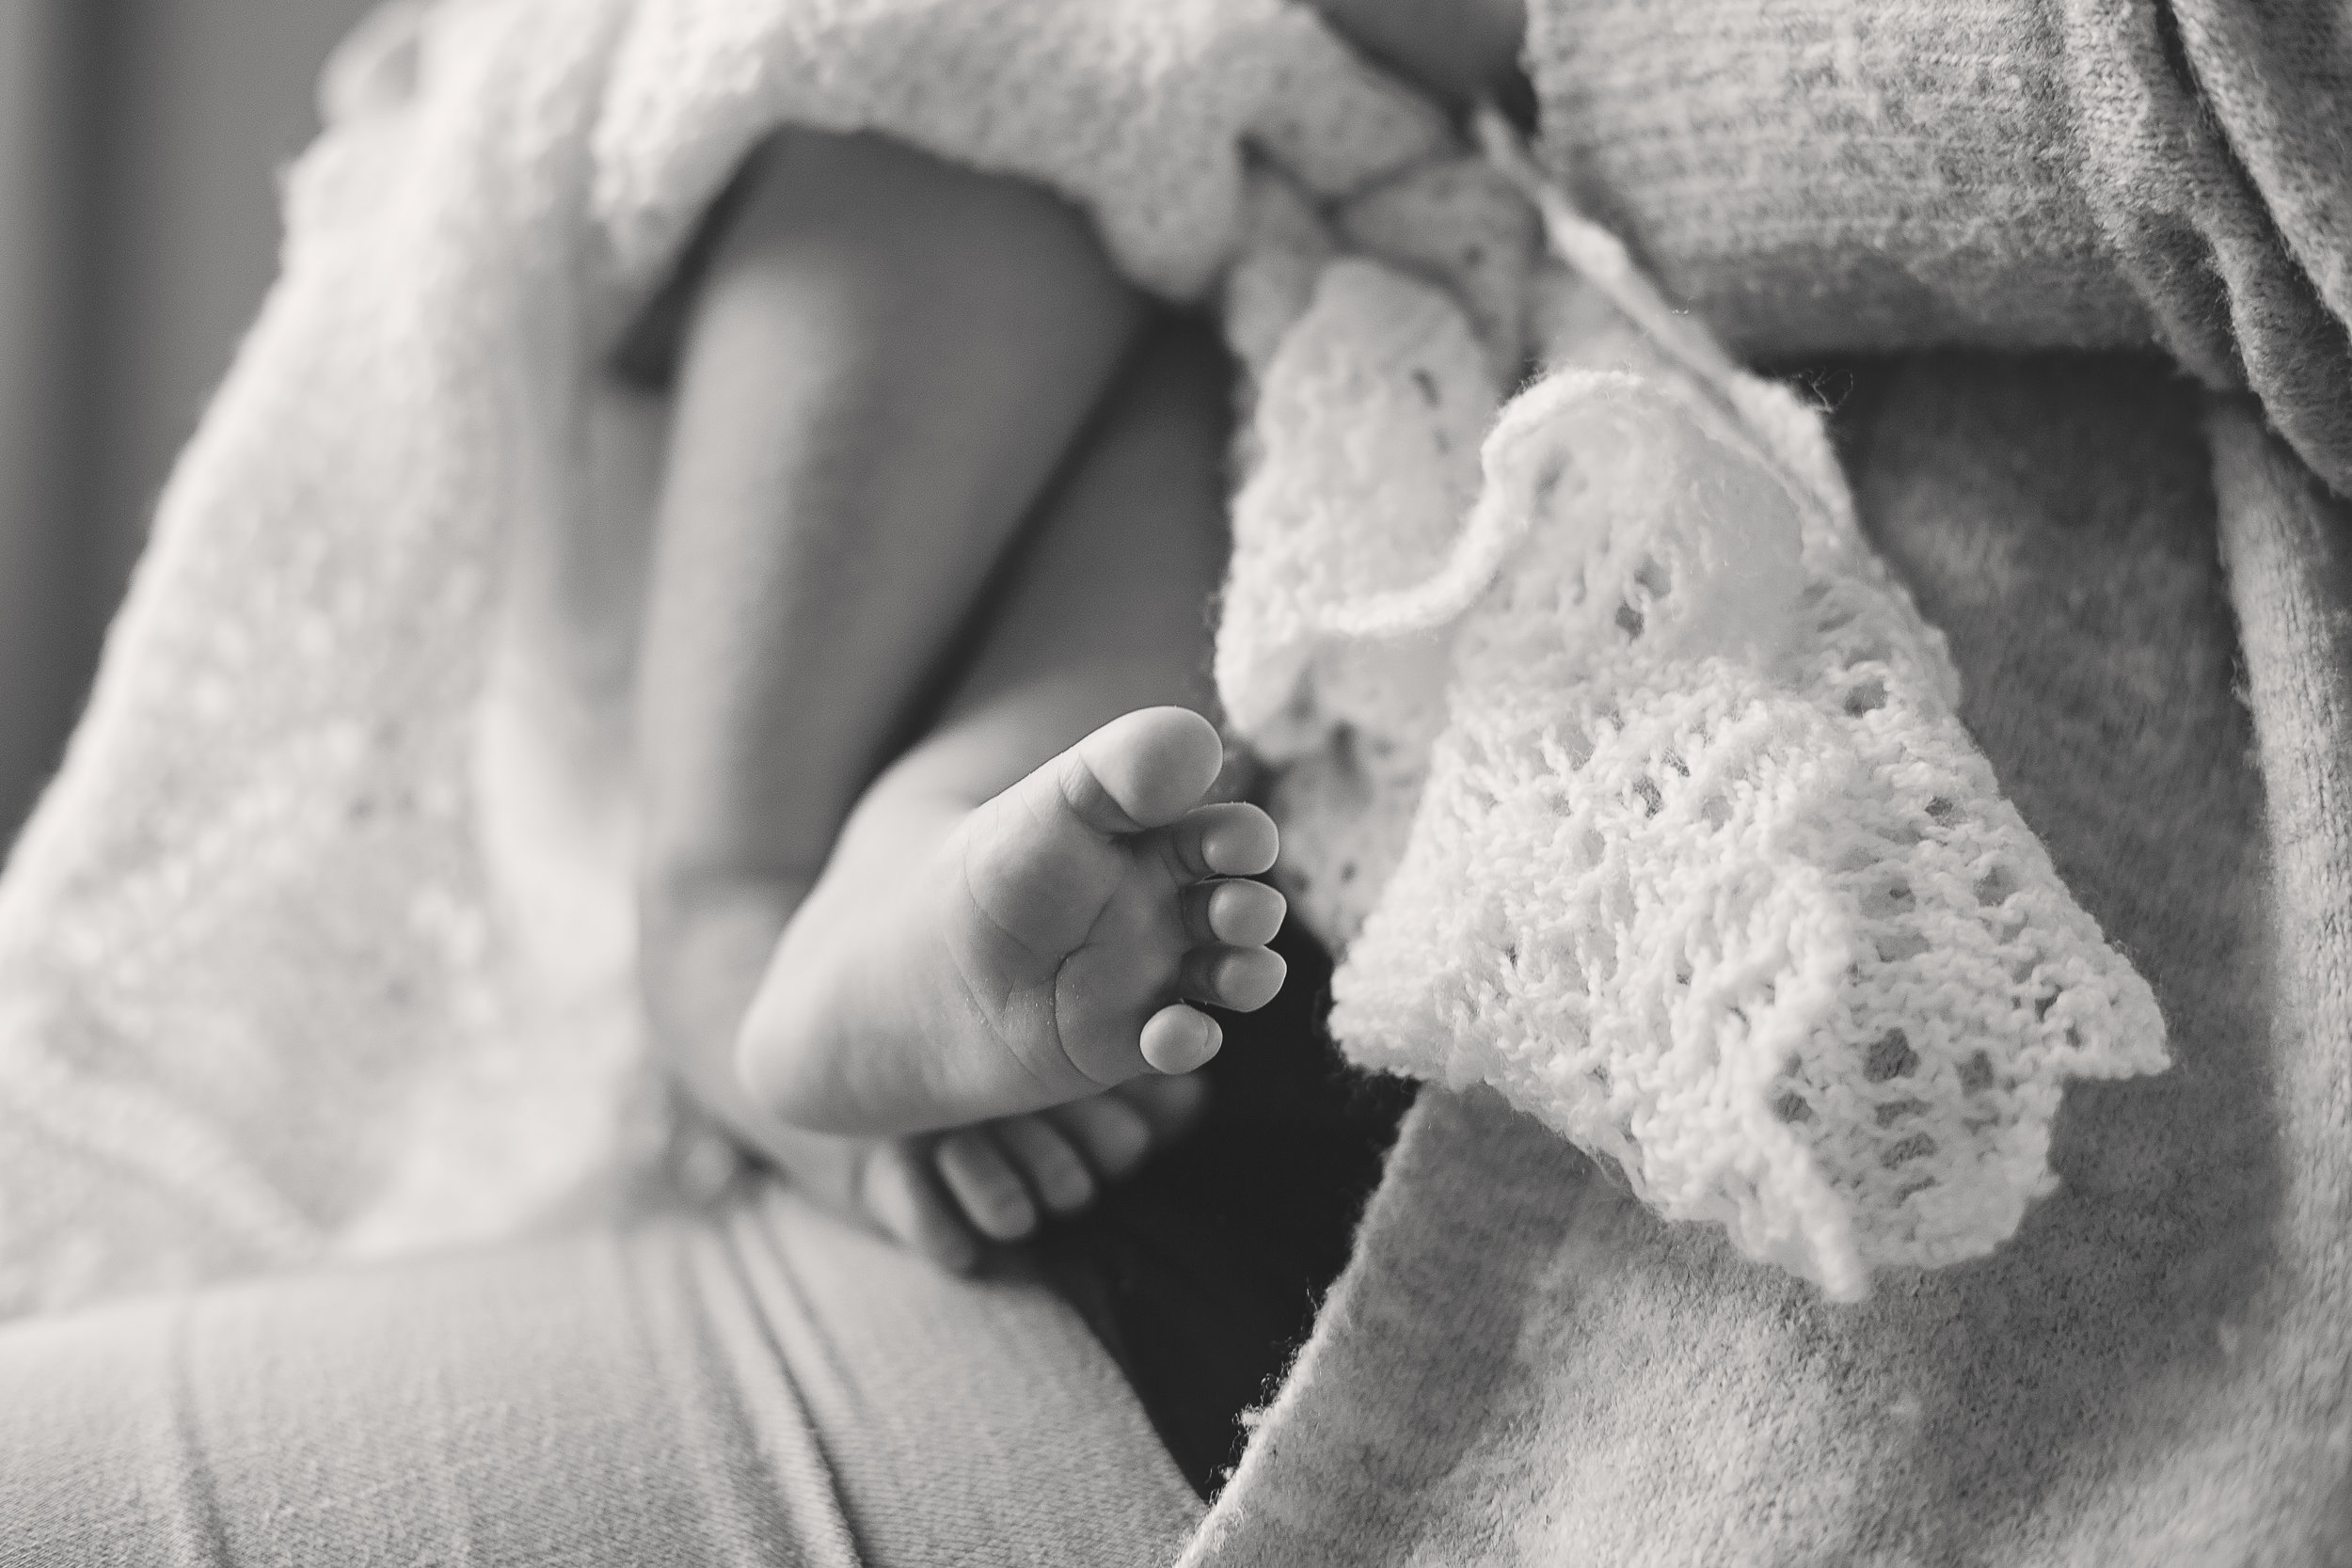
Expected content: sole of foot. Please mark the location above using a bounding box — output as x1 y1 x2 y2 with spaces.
739 706 1288 1136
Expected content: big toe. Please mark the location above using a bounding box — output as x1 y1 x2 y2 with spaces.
1067 707 1225 832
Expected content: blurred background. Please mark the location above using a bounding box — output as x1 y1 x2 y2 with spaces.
0 0 383 847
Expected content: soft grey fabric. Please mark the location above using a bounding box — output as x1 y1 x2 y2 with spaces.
1184 9 2352 1556
1187 356 2352 1564
1526 0 2352 497
0 1178 1201 1567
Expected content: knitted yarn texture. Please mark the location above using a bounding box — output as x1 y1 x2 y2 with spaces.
0 0 2163 1312
1216 123 2168 1298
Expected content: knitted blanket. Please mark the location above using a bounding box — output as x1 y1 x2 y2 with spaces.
3 0 2347 1560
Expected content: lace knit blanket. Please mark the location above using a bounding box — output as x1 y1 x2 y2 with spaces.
0 0 2164 1317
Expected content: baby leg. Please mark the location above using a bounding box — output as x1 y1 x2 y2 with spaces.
635 128 1142 1136
737 320 1288 1147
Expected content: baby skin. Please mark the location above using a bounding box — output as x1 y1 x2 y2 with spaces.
637 130 1285 1265
736 705 1289 1249
742 707 1285 1136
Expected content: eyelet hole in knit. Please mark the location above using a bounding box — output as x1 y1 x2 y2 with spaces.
1877 930 1932 963
1842 677 1887 716
1544 723 1596 772
1959 1051 1996 1093
1865 1030 1919 1082
1882 1133 1938 1167
1859 879 1915 920
1975 864 2019 906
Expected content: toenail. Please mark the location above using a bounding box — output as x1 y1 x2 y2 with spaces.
1141 1006 1222 1074
1217 948 1286 1007
1206 829 1271 875
1211 881 1285 945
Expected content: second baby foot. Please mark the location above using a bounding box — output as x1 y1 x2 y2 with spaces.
739 707 1287 1135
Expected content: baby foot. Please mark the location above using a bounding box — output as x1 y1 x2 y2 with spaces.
739 707 1287 1135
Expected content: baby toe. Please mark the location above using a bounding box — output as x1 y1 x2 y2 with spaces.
993 1115 1097 1214
1046 1094 1155 1180
1184 879 1288 948
1160 802 1279 882
1110 1071 1213 1141
1064 707 1227 832
1140 1004 1224 1075
1180 945 1288 1013
934 1131 1040 1242
858 1143 982 1273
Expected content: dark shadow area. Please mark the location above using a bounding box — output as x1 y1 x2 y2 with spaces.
1036 916 1418 1497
